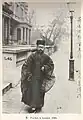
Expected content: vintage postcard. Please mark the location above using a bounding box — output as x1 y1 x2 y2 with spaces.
0 0 83 120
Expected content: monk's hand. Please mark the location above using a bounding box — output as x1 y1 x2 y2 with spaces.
27 73 32 81
41 66 45 71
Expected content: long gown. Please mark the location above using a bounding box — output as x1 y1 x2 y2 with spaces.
21 51 55 108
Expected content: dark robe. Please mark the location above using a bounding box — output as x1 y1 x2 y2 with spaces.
21 51 55 108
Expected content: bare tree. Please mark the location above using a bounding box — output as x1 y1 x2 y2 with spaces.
37 9 68 46
27 9 35 24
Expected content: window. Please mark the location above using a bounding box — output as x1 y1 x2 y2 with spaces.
17 4 19 8
10 19 13 35
17 28 21 40
23 27 25 40
21 8 23 17
26 28 28 42
16 3 19 15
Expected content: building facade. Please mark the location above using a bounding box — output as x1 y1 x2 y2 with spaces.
2 2 32 45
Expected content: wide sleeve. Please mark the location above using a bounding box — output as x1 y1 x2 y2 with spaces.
44 55 54 75
42 55 55 92
21 53 34 94
21 53 34 82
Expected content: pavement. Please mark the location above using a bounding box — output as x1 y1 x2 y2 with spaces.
2 38 81 114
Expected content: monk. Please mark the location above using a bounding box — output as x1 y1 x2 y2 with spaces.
21 40 55 113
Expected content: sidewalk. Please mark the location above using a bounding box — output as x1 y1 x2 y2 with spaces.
2 38 81 113
42 39 81 113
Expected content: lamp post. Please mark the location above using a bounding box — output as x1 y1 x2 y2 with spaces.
67 2 75 81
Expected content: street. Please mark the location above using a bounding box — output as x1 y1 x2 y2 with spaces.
2 38 81 114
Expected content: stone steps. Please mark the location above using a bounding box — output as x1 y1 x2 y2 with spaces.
2 82 12 95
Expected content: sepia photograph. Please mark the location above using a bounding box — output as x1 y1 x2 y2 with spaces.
2 0 81 114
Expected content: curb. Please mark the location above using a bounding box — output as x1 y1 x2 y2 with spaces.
2 83 12 95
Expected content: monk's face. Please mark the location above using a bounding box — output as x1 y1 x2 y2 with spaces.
37 45 45 53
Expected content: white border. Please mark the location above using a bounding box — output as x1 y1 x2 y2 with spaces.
0 0 83 120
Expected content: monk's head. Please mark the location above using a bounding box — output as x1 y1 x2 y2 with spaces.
36 40 45 53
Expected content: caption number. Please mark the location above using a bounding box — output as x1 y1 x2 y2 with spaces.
26 117 28 119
